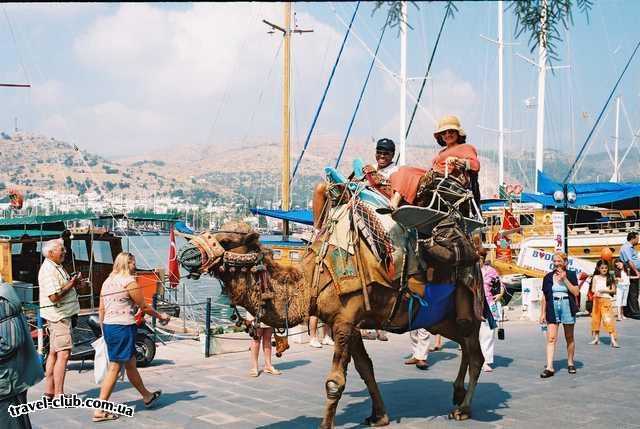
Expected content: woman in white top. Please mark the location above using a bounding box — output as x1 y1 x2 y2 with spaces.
93 253 170 422
614 258 630 321
589 260 619 348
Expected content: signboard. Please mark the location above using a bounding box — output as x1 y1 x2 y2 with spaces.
517 247 595 277
551 211 565 252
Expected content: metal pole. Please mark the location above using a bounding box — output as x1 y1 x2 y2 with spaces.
612 96 621 182
182 281 186 333
205 298 212 358
36 306 44 364
152 294 157 344
497 1 505 187
282 2 292 239
398 0 408 166
534 0 548 192
563 183 569 255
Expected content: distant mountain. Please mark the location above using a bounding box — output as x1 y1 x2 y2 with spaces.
1 131 633 207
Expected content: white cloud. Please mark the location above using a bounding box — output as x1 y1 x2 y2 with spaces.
30 80 68 107
53 3 354 154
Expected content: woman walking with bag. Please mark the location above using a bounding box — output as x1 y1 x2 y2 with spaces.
539 252 580 378
93 253 170 422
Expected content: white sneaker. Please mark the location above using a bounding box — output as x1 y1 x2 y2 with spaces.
309 338 322 348
321 336 334 346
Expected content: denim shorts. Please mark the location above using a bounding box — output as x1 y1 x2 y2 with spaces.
552 297 576 325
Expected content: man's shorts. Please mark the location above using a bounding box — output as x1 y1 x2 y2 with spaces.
48 318 73 352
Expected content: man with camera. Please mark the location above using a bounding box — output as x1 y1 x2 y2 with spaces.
38 238 81 397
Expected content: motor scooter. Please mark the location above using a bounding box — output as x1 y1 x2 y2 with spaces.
31 312 157 370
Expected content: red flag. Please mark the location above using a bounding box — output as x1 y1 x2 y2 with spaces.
502 209 520 231
168 225 180 288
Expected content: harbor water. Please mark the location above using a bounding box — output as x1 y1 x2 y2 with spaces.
121 234 232 322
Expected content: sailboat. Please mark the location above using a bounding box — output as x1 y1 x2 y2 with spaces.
478 2 640 277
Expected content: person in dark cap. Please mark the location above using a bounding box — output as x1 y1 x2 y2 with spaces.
311 138 398 230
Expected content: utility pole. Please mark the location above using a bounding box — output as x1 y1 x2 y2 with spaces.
263 3 312 239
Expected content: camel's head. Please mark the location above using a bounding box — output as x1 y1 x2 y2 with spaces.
177 221 261 278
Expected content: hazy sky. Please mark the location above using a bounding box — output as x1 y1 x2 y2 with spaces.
1 1 639 165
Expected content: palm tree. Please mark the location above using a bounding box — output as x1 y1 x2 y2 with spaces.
375 0 593 67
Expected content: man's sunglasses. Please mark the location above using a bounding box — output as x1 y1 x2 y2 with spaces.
376 150 393 156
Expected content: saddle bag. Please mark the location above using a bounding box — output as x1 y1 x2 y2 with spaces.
418 219 478 267
415 170 471 208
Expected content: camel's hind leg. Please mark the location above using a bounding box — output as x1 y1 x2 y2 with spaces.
450 321 483 421
320 320 354 429
350 329 389 427
434 319 469 407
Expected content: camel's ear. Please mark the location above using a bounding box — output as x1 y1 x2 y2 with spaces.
244 232 260 247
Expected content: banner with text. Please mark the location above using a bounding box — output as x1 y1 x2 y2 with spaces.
551 211 565 252
517 247 595 277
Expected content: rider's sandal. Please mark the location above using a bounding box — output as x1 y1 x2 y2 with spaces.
568 365 577 374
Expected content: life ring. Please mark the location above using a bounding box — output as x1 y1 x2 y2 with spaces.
543 213 553 225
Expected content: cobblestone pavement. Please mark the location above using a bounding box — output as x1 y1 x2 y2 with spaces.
28 317 640 428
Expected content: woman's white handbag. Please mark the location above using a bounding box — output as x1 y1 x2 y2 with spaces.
92 337 109 385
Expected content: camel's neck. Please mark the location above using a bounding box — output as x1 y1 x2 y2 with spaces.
220 258 310 329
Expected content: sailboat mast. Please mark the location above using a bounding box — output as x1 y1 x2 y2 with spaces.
282 2 292 237
398 1 407 166
534 0 548 193
612 95 620 182
497 1 505 187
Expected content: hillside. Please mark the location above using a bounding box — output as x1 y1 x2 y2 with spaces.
1 131 632 207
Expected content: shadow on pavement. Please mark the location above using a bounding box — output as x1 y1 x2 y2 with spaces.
126 390 206 411
77 386 205 411
554 358 584 370
255 378 510 428
275 359 312 370
426 351 457 367
143 359 176 367
256 415 322 429
493 355 514 368
342 378 510 425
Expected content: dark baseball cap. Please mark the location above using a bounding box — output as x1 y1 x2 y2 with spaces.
376 138 395 153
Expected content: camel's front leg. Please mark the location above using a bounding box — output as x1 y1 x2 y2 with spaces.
350 329 389 427
320 321 354 429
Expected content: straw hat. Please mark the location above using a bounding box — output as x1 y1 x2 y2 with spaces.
434 115 466 137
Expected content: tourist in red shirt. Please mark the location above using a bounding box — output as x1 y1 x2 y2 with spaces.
390 115 480 208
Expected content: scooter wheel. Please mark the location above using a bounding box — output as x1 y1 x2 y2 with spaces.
135 336 156 367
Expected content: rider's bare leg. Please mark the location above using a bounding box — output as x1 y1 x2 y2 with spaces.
313 182 328 230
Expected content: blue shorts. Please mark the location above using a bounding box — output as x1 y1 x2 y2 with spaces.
552 297 576 325
103 324 137 362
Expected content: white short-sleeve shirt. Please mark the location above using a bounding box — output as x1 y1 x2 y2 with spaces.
38 258 80 322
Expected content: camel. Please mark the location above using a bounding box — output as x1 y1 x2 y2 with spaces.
178 218 486 428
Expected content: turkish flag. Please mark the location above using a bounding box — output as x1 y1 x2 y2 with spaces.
168 225 180 288
502 209 520 231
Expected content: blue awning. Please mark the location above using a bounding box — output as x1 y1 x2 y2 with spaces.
250 208 314 225
524 171 640 208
